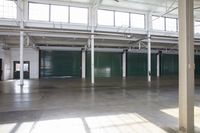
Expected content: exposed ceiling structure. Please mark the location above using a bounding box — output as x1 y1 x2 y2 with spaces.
59 0 200 17
1 0 200 51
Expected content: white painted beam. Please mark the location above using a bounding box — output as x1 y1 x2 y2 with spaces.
179 0 194 132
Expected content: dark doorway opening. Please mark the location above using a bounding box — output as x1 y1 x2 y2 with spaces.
13 61 30 79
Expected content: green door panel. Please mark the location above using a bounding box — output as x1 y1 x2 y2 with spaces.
160 54 178 76
195 55 200 76
127 53 157 77
87 52 122 78
40 50 81 78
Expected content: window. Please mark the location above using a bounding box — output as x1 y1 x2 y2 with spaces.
98 10 114 26
152 16 165 31
0 0 17 18
15 63 29 72
166 18 177 32
70 7 88 24
51 5 68 22
115 11 129 27
195 21 200 34
29 3 49 21
131 13 145 29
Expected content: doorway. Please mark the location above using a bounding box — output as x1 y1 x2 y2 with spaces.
13 61 30 79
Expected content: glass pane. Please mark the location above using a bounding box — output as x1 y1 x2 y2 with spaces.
131 13 145 29
152 16 165 31
115 11 129 27
0 0 17 18
24 63 29 71
166 18 177 32
70 7 88 24
29 3 49 21
16 64 20 71
195 21 200 34
51 5 68 22
98 10 114 26
15 63 29 71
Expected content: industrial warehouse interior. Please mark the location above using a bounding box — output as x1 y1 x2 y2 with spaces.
0 0 199 132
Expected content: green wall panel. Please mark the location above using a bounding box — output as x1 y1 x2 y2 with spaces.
160 54 178 76
87 52 122 78
127 53 157 77
40 50 81 78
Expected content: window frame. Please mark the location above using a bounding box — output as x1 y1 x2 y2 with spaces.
28 2 50 22
195 20 200 34
152 15 165 31
165 17 178 32
50 4 69 23
130 13 145 29
0 0 17 19
97 9 115 27
69 6 89 25
114 11 130 27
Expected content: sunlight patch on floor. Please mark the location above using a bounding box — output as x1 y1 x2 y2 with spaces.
85 113 168 133
161 106 200 128
0 113 168 133
0 123 17 133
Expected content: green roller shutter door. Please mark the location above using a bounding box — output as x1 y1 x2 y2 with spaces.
151 53 157 76
87 52 122 78
127 53 157 77
40 50 81 78
195 55 200 76
160 54 178 76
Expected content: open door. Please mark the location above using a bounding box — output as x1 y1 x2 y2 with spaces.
13 61 30 79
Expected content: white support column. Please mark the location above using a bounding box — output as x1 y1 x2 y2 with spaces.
147 13 152 82
82 50 86 79
18 0 24 86
20 24 24 86
147 32 151 82
179 0 194 132
91 34 94 84
122 50 126 78
90 5 96 85
157 52 160 77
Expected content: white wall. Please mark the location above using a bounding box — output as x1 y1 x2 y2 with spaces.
0 48 11 80
3 50 11 80
10 48 39 79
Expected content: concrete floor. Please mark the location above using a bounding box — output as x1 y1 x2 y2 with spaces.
0 77 200 133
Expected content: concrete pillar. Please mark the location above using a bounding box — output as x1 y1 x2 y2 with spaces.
147 32 151 82
157 52 160 77
122 50 127 78
82 50 86 79
18 0 24 86
178 0 194 132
